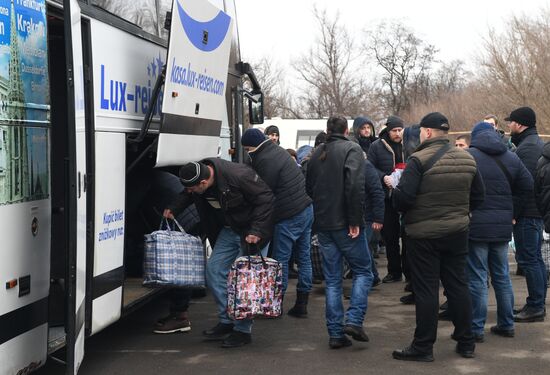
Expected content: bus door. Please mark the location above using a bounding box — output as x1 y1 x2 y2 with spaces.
63 0 87 373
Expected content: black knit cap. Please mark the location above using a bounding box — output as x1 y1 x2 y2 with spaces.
419 112 450 131
504 106 536 127
385 115 404 130
179 162 210 187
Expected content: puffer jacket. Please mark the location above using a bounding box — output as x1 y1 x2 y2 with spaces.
468 129 534 242
248 140 312 223
169 158 274 247
367 129 404 194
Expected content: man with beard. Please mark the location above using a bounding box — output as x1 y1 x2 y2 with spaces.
367 116 407 284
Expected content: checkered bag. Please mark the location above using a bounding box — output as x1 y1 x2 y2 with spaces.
143 218 205 288
227 254 283 320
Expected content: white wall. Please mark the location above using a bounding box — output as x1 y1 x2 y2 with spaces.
255 119 354 150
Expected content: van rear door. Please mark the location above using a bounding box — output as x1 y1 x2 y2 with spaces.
63 0 87 373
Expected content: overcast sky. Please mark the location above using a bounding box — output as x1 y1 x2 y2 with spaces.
236 0 550 69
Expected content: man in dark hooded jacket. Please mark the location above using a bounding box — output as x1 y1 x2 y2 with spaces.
367 116 406 283
467 122 533 341
350 116 377 155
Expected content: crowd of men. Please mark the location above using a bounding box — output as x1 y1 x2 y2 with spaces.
158 106 549 361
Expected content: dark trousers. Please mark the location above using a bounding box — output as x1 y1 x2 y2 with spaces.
381 202 404 277
407 230 474 354
169 289 192 315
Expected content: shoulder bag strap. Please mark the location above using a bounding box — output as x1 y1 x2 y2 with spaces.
489 154 513 189
421 144 452 174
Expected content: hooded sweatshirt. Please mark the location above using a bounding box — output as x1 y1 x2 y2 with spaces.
350 116 377 154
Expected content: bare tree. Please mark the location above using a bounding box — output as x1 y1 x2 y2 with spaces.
294 7 367 118
365 21 438 116
479 10 550 133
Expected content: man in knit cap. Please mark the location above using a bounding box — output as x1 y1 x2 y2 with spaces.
368 116 407 284
241 128 314 317
264 125 280 144
506 106 547 322
164 157 274 348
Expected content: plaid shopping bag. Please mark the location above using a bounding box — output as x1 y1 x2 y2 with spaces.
143 218 205 288
227 254 283 320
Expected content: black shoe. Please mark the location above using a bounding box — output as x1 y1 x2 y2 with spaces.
372 277 382 287
344 324 369 342
392 346 434 362
474 334 485 343
400 293 415 305
514 306 545 322
329 336 352 349
440 300 449 310
456 344 475 358
404 283 412 293
438 309 452 321
490 325 515 337
221 331 252 348
513 305 527 315
202 322 234 340
382 274 402 283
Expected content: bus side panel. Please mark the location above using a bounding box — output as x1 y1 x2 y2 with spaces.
89 19 165 134
0 325 48 374
91 132 125 334
0 200 50 374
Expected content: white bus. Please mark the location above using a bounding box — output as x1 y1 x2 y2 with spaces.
0 0 263 374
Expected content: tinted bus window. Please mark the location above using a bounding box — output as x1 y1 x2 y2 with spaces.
91 0 160 37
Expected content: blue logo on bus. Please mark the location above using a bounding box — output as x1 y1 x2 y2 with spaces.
176 0 231 52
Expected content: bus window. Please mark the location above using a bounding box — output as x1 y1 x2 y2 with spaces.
91 0 160 37
157 0 172 40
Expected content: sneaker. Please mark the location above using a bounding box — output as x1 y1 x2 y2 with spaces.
382 274 402 283
344 324 369 342
490 325 515 337
221 331 252 348
329 336 352 349
153 316 191 334
203 322 234 340
372 277 382 287
514 306 545 323
513 304 527 315
399 293 415 305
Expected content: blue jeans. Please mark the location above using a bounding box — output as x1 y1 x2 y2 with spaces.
272 205 313 295
514 217 547 310
467 241 514 334
365 223 379 282
317 228 373 338
205 228 268 333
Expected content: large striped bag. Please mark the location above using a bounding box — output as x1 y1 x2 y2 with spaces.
143 219 205 288
227 255 283 320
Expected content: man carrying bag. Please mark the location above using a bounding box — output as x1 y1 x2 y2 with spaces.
164 158 274 348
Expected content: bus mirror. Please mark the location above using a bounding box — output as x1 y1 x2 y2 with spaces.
248 91 264 125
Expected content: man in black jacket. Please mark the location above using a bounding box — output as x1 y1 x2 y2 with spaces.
364 160 385 286
164 158 274 348
241 128 314 318
391 112 485 362
368 116 406 283
536 142 550 233
507 106 547 322
306 116 373 349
